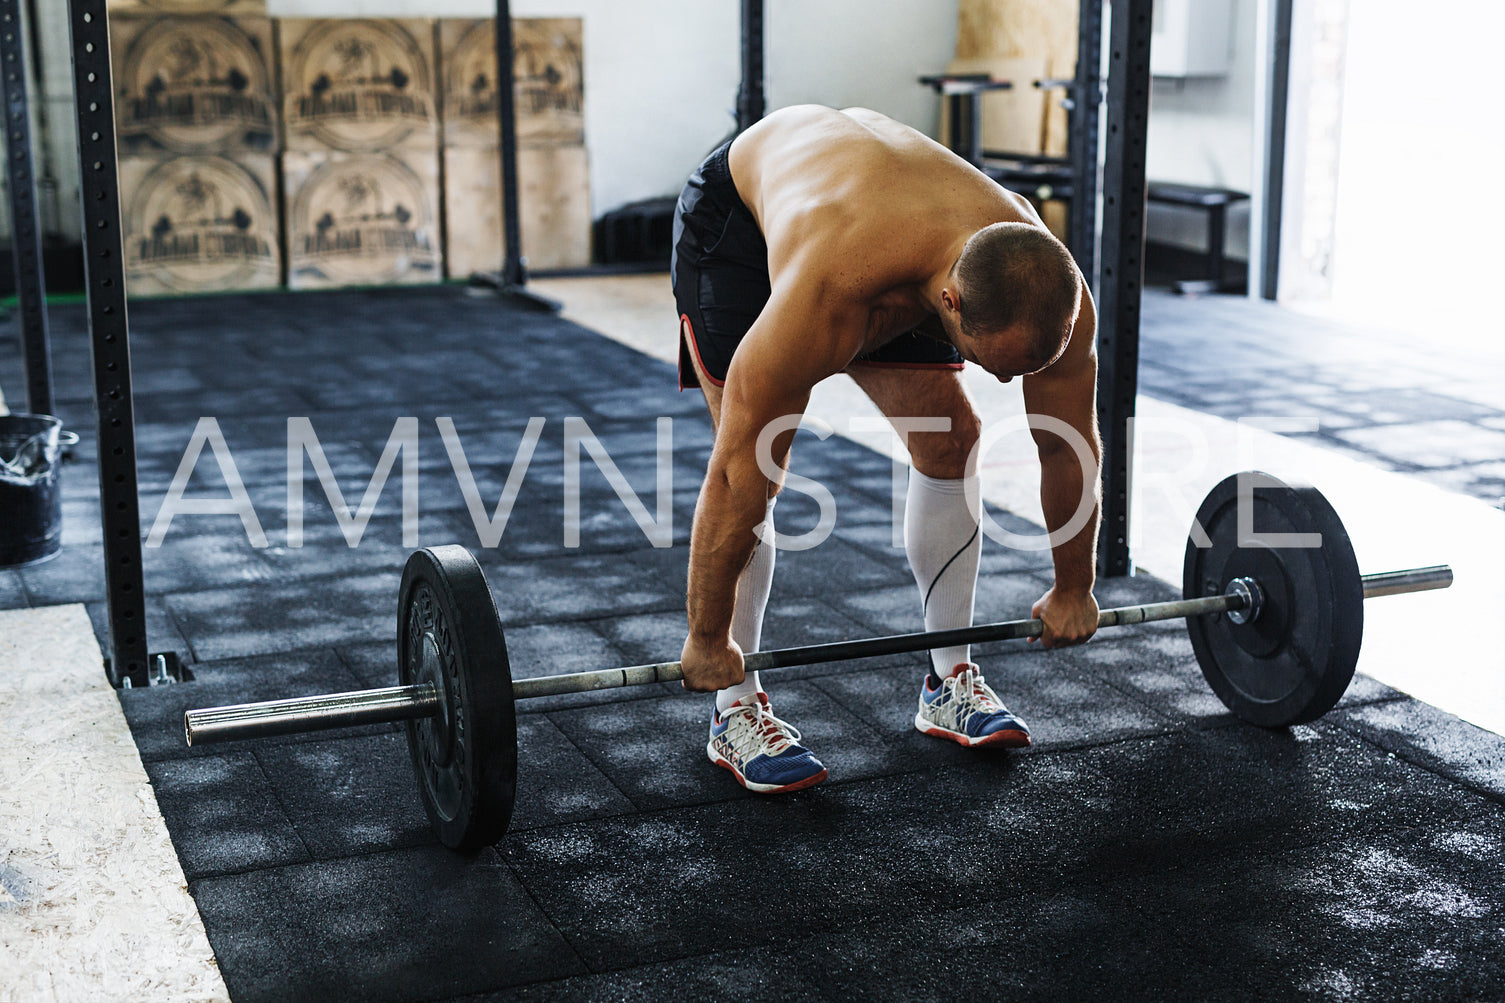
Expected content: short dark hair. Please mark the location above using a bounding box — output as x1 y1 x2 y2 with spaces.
954 222 1081 370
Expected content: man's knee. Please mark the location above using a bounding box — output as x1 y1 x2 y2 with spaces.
909 409 980 480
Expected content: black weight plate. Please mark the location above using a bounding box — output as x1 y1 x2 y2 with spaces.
398 546 517 849
1183 471 1364 727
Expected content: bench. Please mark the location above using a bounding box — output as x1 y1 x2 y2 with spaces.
1146 182 1249 294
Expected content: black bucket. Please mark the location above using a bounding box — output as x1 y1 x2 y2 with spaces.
0 413 78 567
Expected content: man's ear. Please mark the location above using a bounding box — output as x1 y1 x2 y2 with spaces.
940 285 961 316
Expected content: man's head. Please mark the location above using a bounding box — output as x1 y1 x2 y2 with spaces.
941 222 1082 379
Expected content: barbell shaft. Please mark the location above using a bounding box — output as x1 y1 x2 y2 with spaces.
515 591 1247 698
516 564 1453 698
184 563 1452 745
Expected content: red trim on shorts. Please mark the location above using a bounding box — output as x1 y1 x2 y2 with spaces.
847 360 967 371
679 313 727 390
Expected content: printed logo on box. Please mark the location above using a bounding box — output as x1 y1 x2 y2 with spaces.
290 156 439 285
126 157 277 292
286 20 435 152
118 18 274 153
446 19 583 147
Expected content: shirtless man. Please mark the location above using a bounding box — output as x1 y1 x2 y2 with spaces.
672 105 1101 793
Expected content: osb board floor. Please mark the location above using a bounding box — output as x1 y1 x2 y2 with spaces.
0 288 1502 999
0 604 227 1003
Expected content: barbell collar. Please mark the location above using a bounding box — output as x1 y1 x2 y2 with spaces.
185 683 441 746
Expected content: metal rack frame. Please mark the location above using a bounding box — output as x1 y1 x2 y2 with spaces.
66 0 148 687
1 0 52 416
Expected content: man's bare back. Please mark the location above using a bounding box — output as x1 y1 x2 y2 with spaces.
729 105 1043 359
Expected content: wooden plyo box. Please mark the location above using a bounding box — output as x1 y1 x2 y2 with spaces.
956 0 1077 157
120 153 280 296
439 17 584 150
280 18 438 154
108 0 267 14
440 17 589 272
110 15 277 155
283 148 442 289
444 145 590 275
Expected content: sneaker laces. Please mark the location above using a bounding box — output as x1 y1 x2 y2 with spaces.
932 664 1007 730
721 697 803 760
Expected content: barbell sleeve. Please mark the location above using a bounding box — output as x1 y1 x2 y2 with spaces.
1360 565 1452 599
186 683 440 746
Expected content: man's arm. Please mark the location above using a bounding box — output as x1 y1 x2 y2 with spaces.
681 277 856 690
1020 286 1102 647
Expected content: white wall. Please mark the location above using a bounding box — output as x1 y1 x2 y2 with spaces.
1325 0 1505 352
1145 0 1256 258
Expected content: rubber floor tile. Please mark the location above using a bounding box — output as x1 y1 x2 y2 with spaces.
192 845 583 1002
501 725 1488 971
164 570 399 661
145 751 311 880
471 811 1505 1001
1332 698 1505 801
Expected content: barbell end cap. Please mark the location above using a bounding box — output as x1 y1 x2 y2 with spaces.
1224 576 1263 625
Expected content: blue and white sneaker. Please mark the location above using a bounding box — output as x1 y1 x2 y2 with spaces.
707 692 828 793
915 663 1031 748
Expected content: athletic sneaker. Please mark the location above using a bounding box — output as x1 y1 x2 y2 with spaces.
707 692 828 793
915 663 1031 748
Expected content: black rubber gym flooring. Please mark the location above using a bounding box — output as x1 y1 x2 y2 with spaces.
3 287 1505 1000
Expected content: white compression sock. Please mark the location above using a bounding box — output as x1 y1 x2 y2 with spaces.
716 497 776 714
904 468 981 679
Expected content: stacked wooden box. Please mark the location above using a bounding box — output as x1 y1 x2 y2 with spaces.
109 0 281 295
441 18 590 275
952 0 1078 241
279 18 442 289
107 7 592 294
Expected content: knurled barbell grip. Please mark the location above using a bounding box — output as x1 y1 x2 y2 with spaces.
510 590 1246 698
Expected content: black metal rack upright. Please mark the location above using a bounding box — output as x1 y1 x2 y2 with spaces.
1 0 53 416
737 0 765 132
1068 0 1105 287
494 0 525 291
479 0 557 310
66 0 149 687
1259 0 1293 301
1094 0 1154 578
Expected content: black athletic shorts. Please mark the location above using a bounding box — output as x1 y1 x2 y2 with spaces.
671 140 964 389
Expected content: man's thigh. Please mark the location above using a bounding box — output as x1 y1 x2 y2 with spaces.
847 365 981 479
683 316 725 433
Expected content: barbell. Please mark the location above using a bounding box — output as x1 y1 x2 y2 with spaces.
183 471 1453 850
